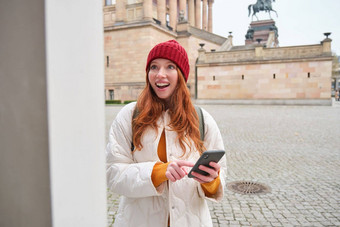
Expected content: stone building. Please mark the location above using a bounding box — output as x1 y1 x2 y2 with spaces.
103 1 334 105
195 31 334 105
103 0 226 101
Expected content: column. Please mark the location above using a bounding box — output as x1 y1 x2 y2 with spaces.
202 0 207 30
46 0 108 225
195 0 201 29
208 0 213 32
188 0 195 26
179 0 187 20
157 0 166 25
143 0 153 21
169 0 177 29
115 0 126 23
1 0 107 226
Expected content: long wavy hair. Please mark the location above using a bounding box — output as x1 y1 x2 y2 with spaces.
132 68 205 155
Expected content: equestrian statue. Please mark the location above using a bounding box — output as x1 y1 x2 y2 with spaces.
248 0 278 21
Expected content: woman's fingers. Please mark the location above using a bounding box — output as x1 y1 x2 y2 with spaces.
176 160 195 168
191 162 220 183
166 160 194 182
199 162 220 178
165 160 221 183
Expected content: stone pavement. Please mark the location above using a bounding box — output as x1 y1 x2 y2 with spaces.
105 104 340 227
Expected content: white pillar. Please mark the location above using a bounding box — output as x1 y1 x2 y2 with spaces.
195 0 201 29
169 0 177 28
143 0 153 21
208 0 213 32
202 0 207 30
179 0 187 20
157 0 166 25
0 0 107 226
46 0 107 226
188 0 195 26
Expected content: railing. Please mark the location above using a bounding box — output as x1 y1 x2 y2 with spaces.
199 44 327 64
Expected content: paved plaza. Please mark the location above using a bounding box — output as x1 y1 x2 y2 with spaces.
105 103 340 227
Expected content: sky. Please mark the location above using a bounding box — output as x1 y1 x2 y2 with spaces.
212 0 340 55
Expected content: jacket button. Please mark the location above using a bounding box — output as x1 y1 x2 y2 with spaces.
172 206 175 209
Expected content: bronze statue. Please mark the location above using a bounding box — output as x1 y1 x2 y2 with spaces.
245 27 254 40
248 0 278 21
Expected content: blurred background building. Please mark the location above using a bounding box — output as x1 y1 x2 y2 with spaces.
103 0 336 105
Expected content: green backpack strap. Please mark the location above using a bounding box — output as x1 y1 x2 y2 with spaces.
194 105 205 142
131 105 205 151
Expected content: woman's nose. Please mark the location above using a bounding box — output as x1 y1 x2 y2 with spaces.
156 67 166 77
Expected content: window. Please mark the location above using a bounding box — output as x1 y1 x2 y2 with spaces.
109 90 114 100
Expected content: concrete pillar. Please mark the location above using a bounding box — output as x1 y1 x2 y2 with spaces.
0 0 107 226
169 0 177 29
143 0 153 21
115 0 126 23
188 0 195 26
208 0 213 32
179 0 187 20
1 1 52 226
202 0 207 30
157 0 166 25
195 0 201 29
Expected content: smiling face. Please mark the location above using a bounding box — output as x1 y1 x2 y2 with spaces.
148 58 179 104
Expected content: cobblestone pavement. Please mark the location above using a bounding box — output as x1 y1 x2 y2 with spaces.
105 104 340 227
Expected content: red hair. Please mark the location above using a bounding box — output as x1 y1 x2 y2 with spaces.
132 68 205 155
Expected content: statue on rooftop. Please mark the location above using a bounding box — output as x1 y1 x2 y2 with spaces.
248 0 278 21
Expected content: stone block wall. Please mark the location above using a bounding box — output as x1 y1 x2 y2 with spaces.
196 40 333 101
197 60 332 100
104 24 176 101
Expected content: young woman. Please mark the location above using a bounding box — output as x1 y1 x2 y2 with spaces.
106 40 226 227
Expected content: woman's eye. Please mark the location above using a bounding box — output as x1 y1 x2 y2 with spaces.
168 65 175 69
150 65 157 70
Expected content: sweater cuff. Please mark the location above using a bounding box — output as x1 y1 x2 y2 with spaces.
151 162 169 187
201 174 221 197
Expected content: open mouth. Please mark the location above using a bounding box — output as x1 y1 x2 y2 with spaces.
156 83 170 89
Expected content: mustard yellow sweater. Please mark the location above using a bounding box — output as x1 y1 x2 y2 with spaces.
151 130 220 196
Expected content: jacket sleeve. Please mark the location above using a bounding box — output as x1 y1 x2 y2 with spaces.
197 108 227 202
106 103 161 198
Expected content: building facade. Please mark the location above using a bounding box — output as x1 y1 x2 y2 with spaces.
103 0 225 101
196 33 333 105
103 1 334 105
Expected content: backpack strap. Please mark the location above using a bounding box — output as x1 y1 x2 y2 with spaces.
194 105 205 142
131 105 205 151
131 107 139 152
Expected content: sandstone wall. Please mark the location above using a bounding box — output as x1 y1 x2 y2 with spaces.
197 61 332 99
197 43 333 100
104 24 176 101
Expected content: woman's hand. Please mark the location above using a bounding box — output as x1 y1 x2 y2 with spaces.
190 161 220 183
166 160 194 182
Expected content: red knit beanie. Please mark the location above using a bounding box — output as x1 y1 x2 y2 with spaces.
146 40 190 82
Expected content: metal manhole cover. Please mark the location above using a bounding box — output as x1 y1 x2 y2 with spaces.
227 181 271 195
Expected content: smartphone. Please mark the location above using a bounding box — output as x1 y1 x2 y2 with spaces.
188 150 225 178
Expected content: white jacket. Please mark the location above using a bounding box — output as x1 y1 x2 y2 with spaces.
106 102 226 227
